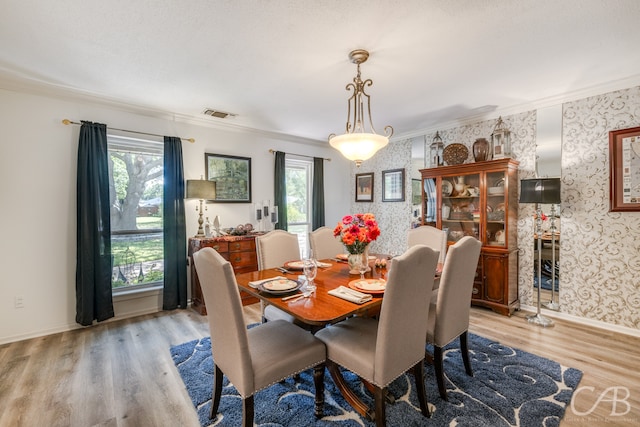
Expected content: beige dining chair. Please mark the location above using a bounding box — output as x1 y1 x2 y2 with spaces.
192 247 326 426
256 230 301 323
309 226 344 260
426 235 482 401
407 225 447 268
315 245 439 427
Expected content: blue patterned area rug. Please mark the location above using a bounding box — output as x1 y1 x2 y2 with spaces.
170 331 582 427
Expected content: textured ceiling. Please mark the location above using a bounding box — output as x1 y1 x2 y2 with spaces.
1 0 640 142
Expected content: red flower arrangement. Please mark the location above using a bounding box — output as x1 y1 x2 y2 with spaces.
333 213 381 254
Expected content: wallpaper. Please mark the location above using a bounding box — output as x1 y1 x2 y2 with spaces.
349 139 413 257
350 87 640 332
561 86 640 328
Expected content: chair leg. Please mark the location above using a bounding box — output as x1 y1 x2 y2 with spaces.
242 395 254 427
210 364 224 419
313 364 325 418
374 386 386 427
412 360 431 418
433 346 448 401
460 331 473 377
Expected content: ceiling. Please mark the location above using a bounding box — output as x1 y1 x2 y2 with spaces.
2 0 640 143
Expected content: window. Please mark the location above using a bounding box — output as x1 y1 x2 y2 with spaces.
108 135 164 291
285 157 313 258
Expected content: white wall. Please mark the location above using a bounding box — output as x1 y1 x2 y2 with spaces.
0 88 350 344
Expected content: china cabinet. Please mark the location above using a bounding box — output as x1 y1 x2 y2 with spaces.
420 158 519 315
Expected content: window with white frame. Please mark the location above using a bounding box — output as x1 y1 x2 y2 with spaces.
285 157 313 258
108 135 164 291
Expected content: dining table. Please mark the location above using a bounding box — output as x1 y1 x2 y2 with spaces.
234 256 389 420
234 257 387 331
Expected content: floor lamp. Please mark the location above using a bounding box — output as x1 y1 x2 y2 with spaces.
543 203 560 310
519 178 561 327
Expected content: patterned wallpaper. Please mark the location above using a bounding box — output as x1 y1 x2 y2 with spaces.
350 86 640 331
349 139 413 257
561 86 640 329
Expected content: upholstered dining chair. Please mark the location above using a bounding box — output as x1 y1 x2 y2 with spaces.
407 225 447 269
315 245 439 427
426 235 482 401
256 230 301 322
309 226 344 260
192 247 326 426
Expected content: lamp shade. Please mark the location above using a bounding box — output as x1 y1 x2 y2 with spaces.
329 132 389 164
186 179 216 200
519 178 560 204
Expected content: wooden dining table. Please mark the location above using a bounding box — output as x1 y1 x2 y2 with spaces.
234 258 387 331
234 257 388 420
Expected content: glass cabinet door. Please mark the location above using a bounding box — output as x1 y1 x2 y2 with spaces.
485 170 506 247
441 172 481 243
422 178 437 226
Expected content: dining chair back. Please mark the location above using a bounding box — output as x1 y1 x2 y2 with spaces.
309 226 344 260
193 247 326 426
316 245 438 426
256 230 300 322
256 229 301 270
407 225 447 267
426 235 482 400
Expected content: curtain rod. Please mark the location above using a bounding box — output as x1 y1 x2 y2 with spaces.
62 119 195 143
268 149 331 161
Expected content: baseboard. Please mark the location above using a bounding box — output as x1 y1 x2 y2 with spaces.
519 304 640 338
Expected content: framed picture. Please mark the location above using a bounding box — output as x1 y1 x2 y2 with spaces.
205 153 252 203
411 179 422 205
609 126 640 212
382 168 405 202
355 172 374 202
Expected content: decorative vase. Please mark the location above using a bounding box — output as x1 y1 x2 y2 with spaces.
473 138 490 162
347 246 371 275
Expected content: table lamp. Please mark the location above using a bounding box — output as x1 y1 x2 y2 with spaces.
186 178 216 237
519 177 561 327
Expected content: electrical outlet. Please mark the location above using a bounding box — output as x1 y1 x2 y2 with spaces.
14 295 24 309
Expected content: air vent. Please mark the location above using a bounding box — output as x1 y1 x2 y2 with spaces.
202 108 237 119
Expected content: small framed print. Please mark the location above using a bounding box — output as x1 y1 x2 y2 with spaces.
609 126 640 212
355 172 374 202
382 168 405 202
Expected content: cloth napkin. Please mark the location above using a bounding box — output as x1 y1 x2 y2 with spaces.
316 261 332 268
249 276 285 289
328 286 373 304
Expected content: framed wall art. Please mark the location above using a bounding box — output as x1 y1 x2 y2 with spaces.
355 172 374 202
382 168 405 202
205 153 252 203
609 126 640 212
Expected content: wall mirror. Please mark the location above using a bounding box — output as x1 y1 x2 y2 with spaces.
410 136 427 228
534 104 562 310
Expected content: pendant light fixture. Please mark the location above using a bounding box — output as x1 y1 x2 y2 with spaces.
329 49 393 167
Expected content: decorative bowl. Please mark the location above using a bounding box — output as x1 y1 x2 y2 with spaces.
443 143 469 165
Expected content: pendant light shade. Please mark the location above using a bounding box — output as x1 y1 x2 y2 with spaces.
328 49 393 167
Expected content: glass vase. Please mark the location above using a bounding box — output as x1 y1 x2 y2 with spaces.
347 247 371 275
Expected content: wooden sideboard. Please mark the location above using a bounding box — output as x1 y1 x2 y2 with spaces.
188 234 261 314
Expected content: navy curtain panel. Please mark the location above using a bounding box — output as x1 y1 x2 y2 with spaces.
274 151 288 230
163 136 188 310
76 121 114 326
312 156 325 230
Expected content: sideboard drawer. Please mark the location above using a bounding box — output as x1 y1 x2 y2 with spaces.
229 251 257 269
201 241 229 253
229 240 255 253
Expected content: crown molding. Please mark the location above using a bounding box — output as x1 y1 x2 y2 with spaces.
393 73 640 141
0 73 326 146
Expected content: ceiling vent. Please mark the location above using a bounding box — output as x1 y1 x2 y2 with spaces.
202 108 237 119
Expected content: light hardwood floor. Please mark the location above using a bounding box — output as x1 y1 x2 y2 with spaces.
1 305 638 426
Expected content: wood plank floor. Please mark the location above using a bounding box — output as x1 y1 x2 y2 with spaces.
0 305 638 426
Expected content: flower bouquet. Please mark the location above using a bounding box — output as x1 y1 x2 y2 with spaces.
333 213 381 274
